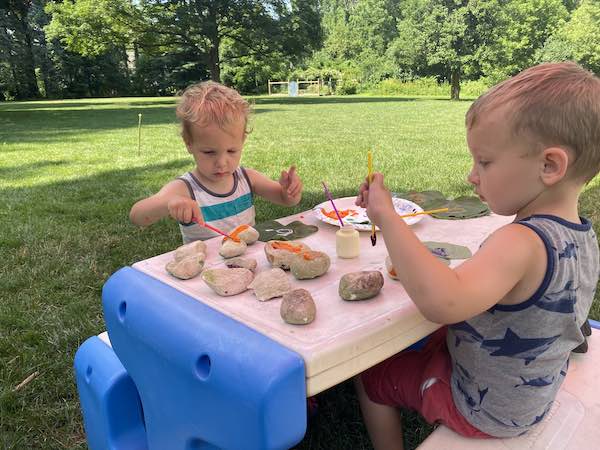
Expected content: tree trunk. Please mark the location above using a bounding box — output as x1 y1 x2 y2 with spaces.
208 43 220 82
450 68 460 101
205 4 221 82
15 8 40 99
37 33 54 98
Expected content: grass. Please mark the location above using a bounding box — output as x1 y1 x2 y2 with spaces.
1 95 599 449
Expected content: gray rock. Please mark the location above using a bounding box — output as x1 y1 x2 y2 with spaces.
201 268 254 296
174 241 207 262
219 239 247 258
290 251 330 279
249 268 291 301
235 225 260 244
385 256 400 280
264 240 311 270
339 271 384 301
225 257 258 272
281 289 316 325
166 255 205 280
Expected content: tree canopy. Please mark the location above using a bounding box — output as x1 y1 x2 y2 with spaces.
1 0 599 100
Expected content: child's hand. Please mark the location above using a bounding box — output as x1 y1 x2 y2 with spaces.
167 196 203 225
355 172 395 226
279 165 303 204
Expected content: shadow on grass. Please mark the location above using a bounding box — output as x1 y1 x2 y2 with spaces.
0 159 69 179
0 98 178 111
8 166 595 450
0 104 281 147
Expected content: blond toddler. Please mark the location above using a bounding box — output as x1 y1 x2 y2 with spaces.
130 81 302 242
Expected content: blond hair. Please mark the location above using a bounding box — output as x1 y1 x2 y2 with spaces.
466 62 600 182
176 81 250 143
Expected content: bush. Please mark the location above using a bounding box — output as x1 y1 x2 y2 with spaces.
369 77 491 98
336 78 359 95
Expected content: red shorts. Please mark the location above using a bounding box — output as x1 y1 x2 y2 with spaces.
361 326 490 438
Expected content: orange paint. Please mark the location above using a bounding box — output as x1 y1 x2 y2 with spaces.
320 208 358 220
302 251 317 261
222 224 248 243
230 224 249 239
272 241 303 253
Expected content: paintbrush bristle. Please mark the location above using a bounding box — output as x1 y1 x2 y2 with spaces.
370 234 376 246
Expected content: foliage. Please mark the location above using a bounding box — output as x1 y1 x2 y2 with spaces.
561 0 600 73
370 77 489 98
45 0 322 85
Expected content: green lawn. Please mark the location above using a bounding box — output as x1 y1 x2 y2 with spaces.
1 95 599 449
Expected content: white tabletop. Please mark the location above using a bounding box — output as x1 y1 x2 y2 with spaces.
133 208 513 395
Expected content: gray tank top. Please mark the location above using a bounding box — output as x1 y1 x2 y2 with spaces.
447 215 599 437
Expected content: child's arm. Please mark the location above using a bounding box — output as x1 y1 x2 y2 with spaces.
357 173 546 324
129 180 202 227
245 166 302 206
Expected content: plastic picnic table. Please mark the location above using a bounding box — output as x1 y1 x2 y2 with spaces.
75 206 513 450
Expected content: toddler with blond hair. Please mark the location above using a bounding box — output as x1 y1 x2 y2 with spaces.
130 81 302 242
355 62 600 448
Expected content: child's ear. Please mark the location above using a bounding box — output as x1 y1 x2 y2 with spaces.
540 147 570 185
184 139 193 154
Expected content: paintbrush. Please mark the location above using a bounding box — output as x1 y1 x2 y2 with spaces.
321 181 345 227
191 217 240 242
398 207 450 219
368 150 376 246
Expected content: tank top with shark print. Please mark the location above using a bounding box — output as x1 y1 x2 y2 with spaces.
447 215 599 437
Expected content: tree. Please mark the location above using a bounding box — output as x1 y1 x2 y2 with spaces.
45 0 322 83
561 0 600 73
1 0 40 99
389 0 481 100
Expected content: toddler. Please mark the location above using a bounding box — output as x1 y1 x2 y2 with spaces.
355 62 600 448
130 81 302 242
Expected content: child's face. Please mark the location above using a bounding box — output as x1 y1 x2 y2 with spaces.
186 118 245 185
466 106 545 217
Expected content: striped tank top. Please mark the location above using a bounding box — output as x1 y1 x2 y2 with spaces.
177 167 255 243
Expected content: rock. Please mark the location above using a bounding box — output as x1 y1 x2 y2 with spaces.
281 289 316 325
339 271 384 301
201 268 253 296
385 256 400 280
165 255 204 280
219 239 247 258
225 257 258 272
264 240 311 270
249 268 291 301
174 241 207 262
290 250 330 279
231 224 260 245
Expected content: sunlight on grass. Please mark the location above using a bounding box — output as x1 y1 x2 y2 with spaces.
1 96 598 449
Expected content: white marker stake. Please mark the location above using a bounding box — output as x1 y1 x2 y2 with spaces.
138 113 142 156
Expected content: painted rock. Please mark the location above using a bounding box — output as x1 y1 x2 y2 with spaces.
385 256 400 280
264 240 311 270
249 268 291 301
225 256 258 272
280 289 316 325
219 238 247 258
174 241 207 262
165 255 204 280
231 224 260 245
201 268 254 296
290 250 330 280
339 271 384 301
